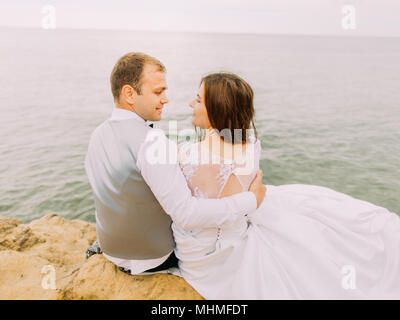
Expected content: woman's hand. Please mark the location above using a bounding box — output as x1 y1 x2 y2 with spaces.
249 170 266 208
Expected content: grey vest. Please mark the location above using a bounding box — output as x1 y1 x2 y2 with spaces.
85 117 175 259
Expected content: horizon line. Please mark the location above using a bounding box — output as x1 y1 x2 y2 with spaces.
1 25 399 39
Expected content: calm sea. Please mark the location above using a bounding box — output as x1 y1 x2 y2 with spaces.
0 27 399 223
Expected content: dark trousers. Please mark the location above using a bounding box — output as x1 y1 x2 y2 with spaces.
86 240 178 275
145 251 179 272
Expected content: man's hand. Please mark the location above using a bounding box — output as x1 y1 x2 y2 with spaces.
249 170 266 208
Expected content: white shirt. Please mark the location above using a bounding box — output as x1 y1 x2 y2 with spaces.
103 107 257 274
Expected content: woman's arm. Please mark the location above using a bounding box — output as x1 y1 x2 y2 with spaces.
137 130 265 230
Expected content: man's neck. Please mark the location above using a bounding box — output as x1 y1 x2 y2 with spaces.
115 104 134 113
115 104 146 121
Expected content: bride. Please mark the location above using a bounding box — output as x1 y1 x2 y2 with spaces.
172 72 400 299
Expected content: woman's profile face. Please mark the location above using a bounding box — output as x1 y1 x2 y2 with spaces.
189 82 212 129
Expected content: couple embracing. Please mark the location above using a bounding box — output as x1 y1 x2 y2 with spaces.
85 52 400 299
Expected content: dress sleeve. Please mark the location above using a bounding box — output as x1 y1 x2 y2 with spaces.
136 129 257 230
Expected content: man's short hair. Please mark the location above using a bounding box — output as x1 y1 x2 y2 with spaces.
110 52 166 102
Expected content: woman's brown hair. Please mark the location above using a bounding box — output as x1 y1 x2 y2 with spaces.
199 72 257 144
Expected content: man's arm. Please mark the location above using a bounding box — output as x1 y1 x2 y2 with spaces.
136 130 265 230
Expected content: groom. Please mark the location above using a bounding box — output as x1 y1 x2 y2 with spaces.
85 52 266 275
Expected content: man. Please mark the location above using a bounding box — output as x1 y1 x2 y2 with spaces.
85 52 266 275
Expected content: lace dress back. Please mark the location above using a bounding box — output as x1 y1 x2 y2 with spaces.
178 139 261 199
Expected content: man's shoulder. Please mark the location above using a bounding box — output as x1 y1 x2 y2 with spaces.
90 118 150 139
88 120 108 141
111 118 150 135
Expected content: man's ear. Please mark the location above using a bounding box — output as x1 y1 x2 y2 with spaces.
121 85 136 104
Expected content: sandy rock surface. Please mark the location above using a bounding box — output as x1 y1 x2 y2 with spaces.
0 214 203 300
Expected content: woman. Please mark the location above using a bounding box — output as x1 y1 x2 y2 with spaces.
173 72 400 299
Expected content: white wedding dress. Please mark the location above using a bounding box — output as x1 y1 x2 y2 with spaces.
173 139 400 299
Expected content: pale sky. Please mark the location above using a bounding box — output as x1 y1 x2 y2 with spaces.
1 0 399 37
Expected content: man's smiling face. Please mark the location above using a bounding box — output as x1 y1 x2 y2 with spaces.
133 64 168 121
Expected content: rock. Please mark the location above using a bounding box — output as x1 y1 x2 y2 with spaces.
0 214 203 300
